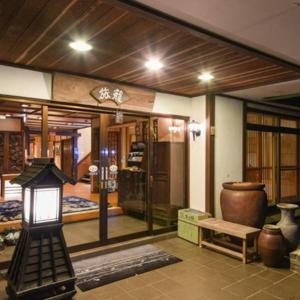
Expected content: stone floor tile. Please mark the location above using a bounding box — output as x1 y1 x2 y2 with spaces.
240 275 273 290
205 260 236 272
166 287 206 300
116 275 148 292
246 291 282 300
223 281 259 298
151 278 184 293
256 269 288 283
128 285 163 300
205 289 243 300
89 283 124 297
264 279 300 300
138 270 167 285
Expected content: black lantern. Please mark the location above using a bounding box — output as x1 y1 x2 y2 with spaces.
6 158 77 300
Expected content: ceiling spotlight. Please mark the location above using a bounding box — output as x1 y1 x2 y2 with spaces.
198 72 214 82
5 114 11 117
21 104 29 107
145 59 163 71
69 40 92 52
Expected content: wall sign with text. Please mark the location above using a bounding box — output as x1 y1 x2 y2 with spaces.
90 85 129 106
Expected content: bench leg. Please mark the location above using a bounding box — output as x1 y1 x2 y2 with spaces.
199 227 203 248
253 237 258 260
242 239 247 264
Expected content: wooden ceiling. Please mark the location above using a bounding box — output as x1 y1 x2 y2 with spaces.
1 0 300 97
0 101 96 131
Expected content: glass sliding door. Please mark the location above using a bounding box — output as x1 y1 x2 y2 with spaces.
96 113 150 240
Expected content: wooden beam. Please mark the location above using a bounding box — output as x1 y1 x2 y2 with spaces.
41 105 48 157
205 94 215 215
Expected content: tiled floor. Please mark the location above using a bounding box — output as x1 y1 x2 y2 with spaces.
1 237 300 300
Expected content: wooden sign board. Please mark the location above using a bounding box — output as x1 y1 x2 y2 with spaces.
52 73 155 112
90 85 129 105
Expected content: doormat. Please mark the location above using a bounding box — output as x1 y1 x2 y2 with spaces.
73 244 182 291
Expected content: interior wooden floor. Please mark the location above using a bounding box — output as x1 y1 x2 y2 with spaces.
63 182 119 206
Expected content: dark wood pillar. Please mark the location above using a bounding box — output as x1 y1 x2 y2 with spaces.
205 94 215 216
41 105 48 157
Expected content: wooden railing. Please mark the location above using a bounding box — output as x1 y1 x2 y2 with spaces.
77 153 91 181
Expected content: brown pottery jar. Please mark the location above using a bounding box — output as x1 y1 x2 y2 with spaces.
258 225 285 267
221 182 267 228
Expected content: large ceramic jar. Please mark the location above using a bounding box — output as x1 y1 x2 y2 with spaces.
258 225 285 267
277 203 300 253
221 182 267 228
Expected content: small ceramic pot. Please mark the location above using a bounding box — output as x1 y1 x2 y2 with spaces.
277 203 300 253
258 224 285 267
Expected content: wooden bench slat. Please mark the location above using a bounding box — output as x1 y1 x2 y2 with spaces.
198 218 260 239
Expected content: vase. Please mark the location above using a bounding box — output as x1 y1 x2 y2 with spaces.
220 182 268 228
277 203 300 253
258 224 285 267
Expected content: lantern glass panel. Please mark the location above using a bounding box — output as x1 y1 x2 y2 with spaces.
33 187 60 223
24 188 31 223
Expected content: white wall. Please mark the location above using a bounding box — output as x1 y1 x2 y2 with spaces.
153 92 191 116
189 96 206 212
77 127 91 162
214 95 244 218
0 65 52 99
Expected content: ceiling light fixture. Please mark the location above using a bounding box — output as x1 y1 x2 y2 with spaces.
69 40 92 52
21 104 29 107
198 72 214 82
145 58 163 71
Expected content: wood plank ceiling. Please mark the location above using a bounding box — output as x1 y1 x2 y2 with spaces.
0 0 300 97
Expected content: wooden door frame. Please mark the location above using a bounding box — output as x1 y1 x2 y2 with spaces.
205 94 215 216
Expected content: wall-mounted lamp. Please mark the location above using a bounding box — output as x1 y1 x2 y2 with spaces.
188 120 201 141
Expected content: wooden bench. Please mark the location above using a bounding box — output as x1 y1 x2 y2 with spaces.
198 218 261 264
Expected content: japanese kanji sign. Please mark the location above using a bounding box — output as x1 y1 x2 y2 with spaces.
90 85 129 105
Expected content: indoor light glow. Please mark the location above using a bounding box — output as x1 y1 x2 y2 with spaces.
145 59 163 71
168 126 181 133
69 40 92 52
198 72 214 82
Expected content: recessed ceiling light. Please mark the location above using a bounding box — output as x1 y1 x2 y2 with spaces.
198 72 214 82
5 114 11 117
145 59 163 71
21 104 29 107
69 40 92 52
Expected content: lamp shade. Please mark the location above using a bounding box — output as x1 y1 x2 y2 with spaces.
11 158 75 226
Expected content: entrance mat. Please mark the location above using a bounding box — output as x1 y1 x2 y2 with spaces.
73 244 182 291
